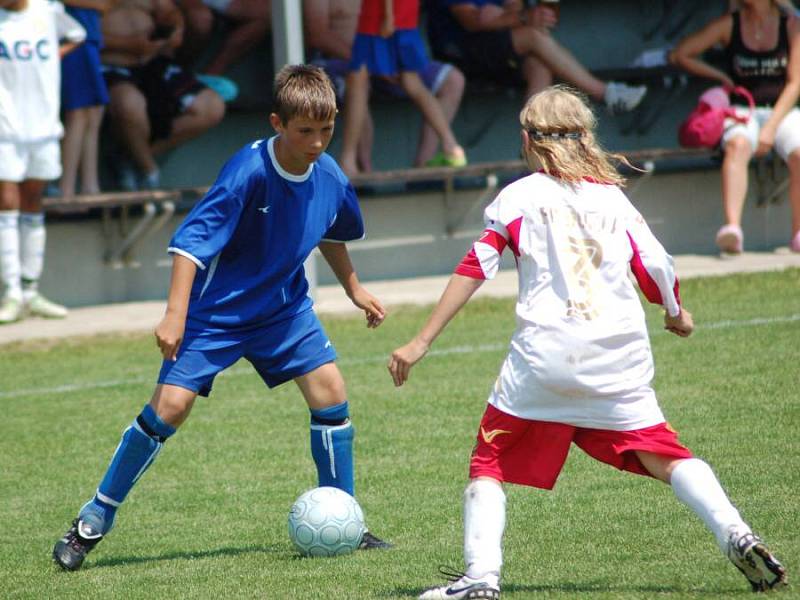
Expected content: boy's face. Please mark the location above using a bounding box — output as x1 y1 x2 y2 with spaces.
270 113 335 173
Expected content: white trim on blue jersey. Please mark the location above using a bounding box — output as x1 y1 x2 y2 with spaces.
167 247 206 270
266 136 313 182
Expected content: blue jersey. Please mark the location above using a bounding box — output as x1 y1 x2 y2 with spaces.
168 136 365 332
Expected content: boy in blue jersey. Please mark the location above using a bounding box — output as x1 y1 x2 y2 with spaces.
53 64 391 571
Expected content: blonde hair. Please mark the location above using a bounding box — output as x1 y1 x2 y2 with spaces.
518 85 633 187
273 64 337 124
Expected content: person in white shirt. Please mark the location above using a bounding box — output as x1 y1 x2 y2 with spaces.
388 85 788 599
0 0 85 323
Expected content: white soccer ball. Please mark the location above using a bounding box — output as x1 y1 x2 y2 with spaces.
287 486 366 557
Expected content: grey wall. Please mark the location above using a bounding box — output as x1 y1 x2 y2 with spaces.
41 164 795 308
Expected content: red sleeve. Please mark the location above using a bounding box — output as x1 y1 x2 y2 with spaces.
627 231 681 307
454 228 509 279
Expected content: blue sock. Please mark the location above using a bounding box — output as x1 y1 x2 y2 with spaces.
82 405 176 533
309 402 354 496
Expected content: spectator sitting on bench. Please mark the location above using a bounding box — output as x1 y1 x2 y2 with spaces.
426 0 647 113
338 0 467 177
176 0 269 88
101 0 226 190
304 0 466 170
671 0 800 254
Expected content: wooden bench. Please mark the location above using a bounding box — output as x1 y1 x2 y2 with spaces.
42 189 180 213
349 146 718 192
44 189 182 265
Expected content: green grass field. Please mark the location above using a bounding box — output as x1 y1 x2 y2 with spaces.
1 269 798 599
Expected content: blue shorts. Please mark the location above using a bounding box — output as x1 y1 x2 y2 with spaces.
158 309 337 396
61 42 109 110
349 28 429 77
313 55 452 102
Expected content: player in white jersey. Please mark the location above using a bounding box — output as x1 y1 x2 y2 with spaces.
389 86 787 597
0 0 85 323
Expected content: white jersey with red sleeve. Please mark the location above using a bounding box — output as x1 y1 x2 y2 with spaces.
456 172 681 431
0 0 85 143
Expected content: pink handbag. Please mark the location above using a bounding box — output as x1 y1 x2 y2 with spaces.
678 86 755 148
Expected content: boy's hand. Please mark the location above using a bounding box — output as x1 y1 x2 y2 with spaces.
167 25 184 50
388 338 429 387
380 17 395 38
527 4 557 29
756 125 776 157
479 3 505 25
155 312 185 360
350 287 386 328
664 308 693 337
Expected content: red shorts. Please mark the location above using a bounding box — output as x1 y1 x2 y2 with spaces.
469 404 693 489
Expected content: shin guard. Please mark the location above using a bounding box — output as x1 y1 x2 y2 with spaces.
88 405 176 532
309 402 354 496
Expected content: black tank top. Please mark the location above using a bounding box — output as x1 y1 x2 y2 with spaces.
726 11 789 106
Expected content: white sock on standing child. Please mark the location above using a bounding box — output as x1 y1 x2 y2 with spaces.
0 210 22 300
19 212 45 301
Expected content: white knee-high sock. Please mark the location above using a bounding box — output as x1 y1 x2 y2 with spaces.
464 479 505 582
670 458 749 552
19 212 45 299
0 210 21 300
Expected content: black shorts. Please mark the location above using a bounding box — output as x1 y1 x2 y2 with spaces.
102 57 207 140
451 30 524 87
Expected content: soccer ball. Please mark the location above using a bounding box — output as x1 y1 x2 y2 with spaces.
287 486 366 557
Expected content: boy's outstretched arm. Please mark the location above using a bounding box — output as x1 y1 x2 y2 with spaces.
155 254 196 361
318 241 386 328
388 274 484 387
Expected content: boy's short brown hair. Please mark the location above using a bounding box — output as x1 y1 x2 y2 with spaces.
273 64 337 124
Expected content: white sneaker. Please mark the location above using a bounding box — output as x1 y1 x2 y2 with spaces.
0 296 23 324
419 571 500 599
727 531 787 592
25 293 68 319
604 82 647 114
